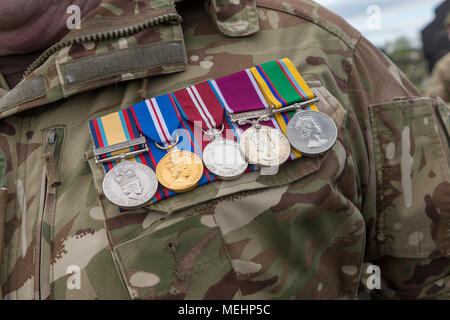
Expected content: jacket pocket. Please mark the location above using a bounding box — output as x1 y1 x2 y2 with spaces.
85 81 347 217
85 82 351 299
369 97 450 258
113 213 237 299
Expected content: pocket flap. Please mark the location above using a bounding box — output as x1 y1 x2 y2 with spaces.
113 214 236 299
87 82 347 217
369 97 450 258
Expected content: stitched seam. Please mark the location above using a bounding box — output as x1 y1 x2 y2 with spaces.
368 99 449 257
63 61 186 88
368 105 385 257
348 36 387 257
86 155 131 299
8 117 22 300
99 190 133 299
15 117 25 299
25 117 31 299
256 0 360 50
0 77 46 112
113 247 136 299
210 215 243 300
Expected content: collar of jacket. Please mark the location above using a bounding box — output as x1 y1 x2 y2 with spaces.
0 0 260 119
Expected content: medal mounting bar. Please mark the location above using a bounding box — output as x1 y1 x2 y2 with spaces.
93 135 149 164
228 97 320 128
228 109 272 125
271 97 320 114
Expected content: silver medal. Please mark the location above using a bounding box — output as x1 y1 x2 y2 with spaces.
286 110 337 156
203 137 248 180
102 161 158 209
240 125 291 167
202 126 248 180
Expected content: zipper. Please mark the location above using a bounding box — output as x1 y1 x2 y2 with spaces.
23 13 182 78
35 128 64 299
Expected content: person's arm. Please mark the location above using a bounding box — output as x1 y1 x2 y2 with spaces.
426 56 450 103
348 37 450 299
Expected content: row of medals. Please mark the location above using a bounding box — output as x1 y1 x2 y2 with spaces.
102 108 338 208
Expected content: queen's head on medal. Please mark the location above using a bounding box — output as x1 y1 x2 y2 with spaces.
295 116 327 148
166 154 192 184
113 167 143 200
296 116 321 136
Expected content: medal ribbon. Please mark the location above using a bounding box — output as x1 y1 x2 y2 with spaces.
250 58 319 158
250 58 317 108
171 80 257 173
132 96 181 145
132 94 218 188
172 82 224 130
88 108 163 203
211 68 296 160
89 58 318 208
210 69 269 113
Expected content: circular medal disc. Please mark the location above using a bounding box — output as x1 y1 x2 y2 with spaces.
239 125 291 167
103 161 158 209
286 110 337 157
203 139 248 180
156 150 204 193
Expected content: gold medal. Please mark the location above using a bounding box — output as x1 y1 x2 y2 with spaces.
155 135 204 193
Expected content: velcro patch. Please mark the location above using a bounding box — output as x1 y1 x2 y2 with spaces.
0 76 45 110
60 41 187 86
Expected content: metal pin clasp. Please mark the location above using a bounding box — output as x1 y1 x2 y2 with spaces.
270 97 320 115
227 97 320 127
93 135 149 164
154 134 180 152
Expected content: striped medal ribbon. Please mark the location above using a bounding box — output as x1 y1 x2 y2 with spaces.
131 95 204 193
211 69 292 168
172 82 248 180
88 110 158 208
88 57 326 208
250 58 320 157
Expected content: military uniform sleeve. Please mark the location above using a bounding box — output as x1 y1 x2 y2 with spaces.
347 37 450 299
426 53 450 103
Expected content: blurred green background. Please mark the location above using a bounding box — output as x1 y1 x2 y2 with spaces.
315 0 450 92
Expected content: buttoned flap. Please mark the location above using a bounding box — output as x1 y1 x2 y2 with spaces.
85 82 356 299
86 81 347 218
369 97 450 259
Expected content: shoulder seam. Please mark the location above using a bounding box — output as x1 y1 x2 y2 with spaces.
256 1 361 51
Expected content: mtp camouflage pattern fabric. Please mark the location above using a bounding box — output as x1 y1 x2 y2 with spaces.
0 0 449 300
426 52 450 104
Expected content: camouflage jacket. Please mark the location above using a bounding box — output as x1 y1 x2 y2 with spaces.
426 52 450 104
0 0 449 300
